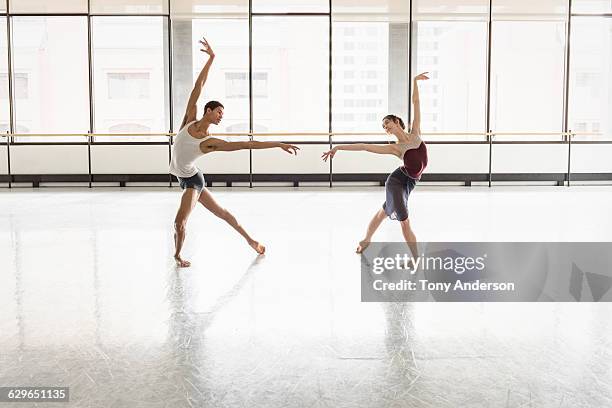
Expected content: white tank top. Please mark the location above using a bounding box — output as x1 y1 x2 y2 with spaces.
169 121 212 178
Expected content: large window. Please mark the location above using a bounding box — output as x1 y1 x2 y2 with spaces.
92 17 169 141
490 0 568 139
332 22 392 140
171 0 248 16
11 17 90 142
569 18 612 140
0 73 28 100
413 0 488 20
333 0 409 21
413 22 487 138
0 18 8 136
107 73 151 100
252 17 329 141
332 0 410 142
413 0 488 141
252 0 328 13
9 0 87 14
572 0 612 14
490 22 566 137
90 0 168 14
172 18 249 133
225 72 268 99
0 0 608 180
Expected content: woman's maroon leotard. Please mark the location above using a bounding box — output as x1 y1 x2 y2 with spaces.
402 141 428 179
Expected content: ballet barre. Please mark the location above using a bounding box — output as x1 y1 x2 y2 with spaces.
1 131 603 137
1 130 607 189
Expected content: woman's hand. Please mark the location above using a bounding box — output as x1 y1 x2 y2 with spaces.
199 37 215 58
321 147 338 162
414 72 429 81
280 143 300 155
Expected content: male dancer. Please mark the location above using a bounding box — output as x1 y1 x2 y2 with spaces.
170 38 299 267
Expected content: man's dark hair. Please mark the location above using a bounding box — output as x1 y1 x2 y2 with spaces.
204 100 224 113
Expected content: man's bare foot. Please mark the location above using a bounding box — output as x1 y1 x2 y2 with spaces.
356 239 370 254
174 255 191 268
249 240 266 255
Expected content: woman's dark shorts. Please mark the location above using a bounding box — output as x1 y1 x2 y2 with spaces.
177 171 205 192
382 167 417 221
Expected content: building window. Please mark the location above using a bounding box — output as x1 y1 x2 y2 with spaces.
575 122 587 132
226 123 268 133
576 72 600 87
362 70 377 79
358 42 378 51
225 72 268 99
107 72 150 100
108 123 151 133
0 124 29 133
333 113 354 121
576 72 602 98
0 73 29 99
421 56 439 65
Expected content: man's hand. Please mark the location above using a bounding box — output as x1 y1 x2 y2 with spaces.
199 37 215 58
414 72 429 81
280 143 300 155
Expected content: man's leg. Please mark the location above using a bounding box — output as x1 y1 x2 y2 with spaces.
356 208 387 253
198 188 265 255
174 188 200 267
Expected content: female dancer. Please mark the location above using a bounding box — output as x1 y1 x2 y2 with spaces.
170 37 299 267
322 72 429 257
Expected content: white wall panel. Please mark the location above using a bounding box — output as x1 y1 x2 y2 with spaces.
492 144 567 173
0 146 7 175
426 144 489 173
252 145 328 174
194 150 250 174
91 146 168 174
11 146 89 174
571 145 612 173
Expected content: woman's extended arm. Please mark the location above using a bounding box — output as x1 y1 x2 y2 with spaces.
410 72 429 135
321 144 399 162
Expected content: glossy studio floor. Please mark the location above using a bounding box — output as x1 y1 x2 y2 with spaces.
1 185 611 407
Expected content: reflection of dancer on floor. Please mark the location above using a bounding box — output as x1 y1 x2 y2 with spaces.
170 37 299 267
322 72 429 257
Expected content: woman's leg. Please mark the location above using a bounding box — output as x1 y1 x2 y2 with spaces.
197 187 265 255
174 188 200 267
356 208 387 253
400 218 419 259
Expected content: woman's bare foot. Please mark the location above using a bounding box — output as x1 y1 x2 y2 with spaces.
356 239 370 254
174 255 191 268
248 240 266 255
